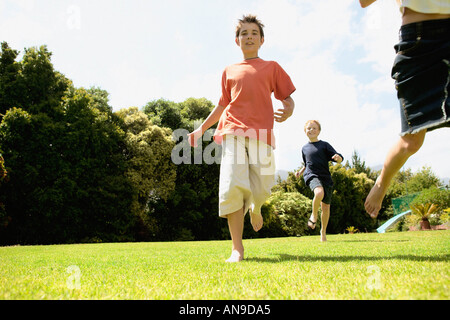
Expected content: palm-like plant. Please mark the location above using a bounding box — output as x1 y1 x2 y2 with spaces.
410 203 439 230
346 226 359 234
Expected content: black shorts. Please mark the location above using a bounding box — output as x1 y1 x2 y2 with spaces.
308 177 332 205
392 18 450 136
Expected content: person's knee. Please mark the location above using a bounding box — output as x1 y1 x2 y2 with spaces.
401 132 425 155
314 187 325 200
403 139 422 155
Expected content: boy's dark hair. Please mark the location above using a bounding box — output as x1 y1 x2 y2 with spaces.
235 15 265 38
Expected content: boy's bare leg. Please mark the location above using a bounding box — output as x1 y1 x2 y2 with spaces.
365 130 426 218
226 207 245 263
309 187 324 229
320 203 330 242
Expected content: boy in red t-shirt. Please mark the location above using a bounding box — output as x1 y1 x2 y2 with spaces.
188 15 296 262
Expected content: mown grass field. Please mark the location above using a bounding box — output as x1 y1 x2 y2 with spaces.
0 230 449 300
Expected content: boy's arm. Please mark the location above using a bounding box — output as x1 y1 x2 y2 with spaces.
325 142 343 163
295 166 305 178
359 0 376 8
296 151 306 178
332 154 343 164
187 104 226 147
274 96 295 123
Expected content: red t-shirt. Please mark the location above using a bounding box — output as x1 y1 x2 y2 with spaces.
214 58 296 148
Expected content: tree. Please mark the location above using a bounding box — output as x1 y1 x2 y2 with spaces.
345 150 377 181
60 88 136 243
179 97 215 128
0 154 6 183
0 42 24 118
143 98 183 130
0 44 138 244
87 86 113 114
403 166 441 193
0 86 137 244
15 45 70 118
0 152 8 229
0 44 226 243
142 97 225 241
115 107 177 240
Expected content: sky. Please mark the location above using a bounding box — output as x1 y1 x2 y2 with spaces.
1 0 450 181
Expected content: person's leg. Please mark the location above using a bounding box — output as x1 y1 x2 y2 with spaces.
226 207 245 263
247 137 275 232
219 135 248 263
309 186 324 229
320 203 330 242
365 130 426 218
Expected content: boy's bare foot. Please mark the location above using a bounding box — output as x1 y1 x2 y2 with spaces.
320 232 327 242
365 180 385 219
250 210 263 232
225 250 243 263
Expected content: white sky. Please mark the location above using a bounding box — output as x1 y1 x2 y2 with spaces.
1 0 450 180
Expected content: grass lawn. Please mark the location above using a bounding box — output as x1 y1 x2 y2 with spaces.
0 230 449 300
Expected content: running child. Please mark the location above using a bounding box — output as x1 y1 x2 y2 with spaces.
188 15 296 262
360 0 450 218
295 120 343 242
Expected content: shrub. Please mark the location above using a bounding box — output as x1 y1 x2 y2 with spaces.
440 208 450 224
409 187 450 227
264 191 312 237
410 187 450 215
346 226 359 234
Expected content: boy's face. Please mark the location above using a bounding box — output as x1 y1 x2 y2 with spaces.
305 122 320 141
235 22 264 58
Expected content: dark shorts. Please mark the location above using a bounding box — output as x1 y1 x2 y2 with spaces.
391 18 450 136
308 177 332 205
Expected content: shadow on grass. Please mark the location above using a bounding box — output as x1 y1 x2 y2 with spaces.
332 239 410 243
245 253 450 263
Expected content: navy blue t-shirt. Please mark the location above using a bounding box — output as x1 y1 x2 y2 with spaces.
301 140 343 187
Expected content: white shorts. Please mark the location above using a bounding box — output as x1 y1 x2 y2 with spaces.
219 135 276 218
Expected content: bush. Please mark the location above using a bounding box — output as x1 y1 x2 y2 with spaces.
410 187 450 225
410 187 450 214
402 187 450 229
441 209 450 224
329 165 376 233
263 191 312 237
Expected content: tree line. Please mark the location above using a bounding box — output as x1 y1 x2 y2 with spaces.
0 43 444 245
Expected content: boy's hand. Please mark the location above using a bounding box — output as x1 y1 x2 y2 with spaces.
295 166 305 178
274 97 294 123
187 128 203 148
332 154 343 163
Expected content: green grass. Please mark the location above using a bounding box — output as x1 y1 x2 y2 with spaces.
0 231 449 300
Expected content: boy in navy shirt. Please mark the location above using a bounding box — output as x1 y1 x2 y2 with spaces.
296 120 343 242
